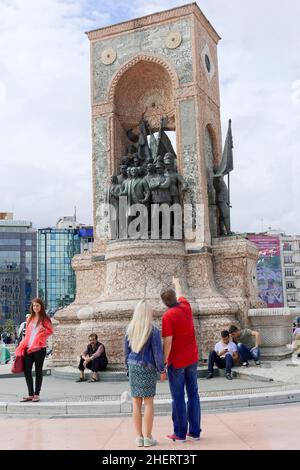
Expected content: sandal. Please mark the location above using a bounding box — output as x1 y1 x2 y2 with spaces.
20 396 33 402
32 395 40 402
88 377 99 383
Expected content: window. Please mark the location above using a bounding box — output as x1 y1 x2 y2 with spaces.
287 294 296 302
284 256 293 264
0 239 20 245
286 281 296 289
283 242 292 251
25 240 32 246
285 269 294 277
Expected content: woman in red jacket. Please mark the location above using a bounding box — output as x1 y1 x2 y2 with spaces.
15 298 53 402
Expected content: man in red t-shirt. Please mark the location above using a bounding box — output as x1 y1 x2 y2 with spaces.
161 277 201 442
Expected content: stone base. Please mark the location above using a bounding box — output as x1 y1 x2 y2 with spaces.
260 346 293 361
53 238 262 365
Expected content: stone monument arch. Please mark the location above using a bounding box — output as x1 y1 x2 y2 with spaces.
107 53 178 173
52 3 263 366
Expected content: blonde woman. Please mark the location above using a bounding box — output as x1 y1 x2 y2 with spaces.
124 300 166 447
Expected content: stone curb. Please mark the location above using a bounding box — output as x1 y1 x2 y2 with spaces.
51 367 231 381
0 369 51 379
1 389 300 417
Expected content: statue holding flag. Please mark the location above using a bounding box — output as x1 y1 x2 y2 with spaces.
213 119 234 236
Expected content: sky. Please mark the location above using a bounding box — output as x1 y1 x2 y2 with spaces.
0 0 299 234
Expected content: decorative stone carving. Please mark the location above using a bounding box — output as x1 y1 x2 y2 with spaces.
101 47 117 65
166 31 182 49
86 4 220 43
108 53 179 103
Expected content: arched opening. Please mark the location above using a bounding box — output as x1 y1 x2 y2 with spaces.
110 58 177 173
113 59 175 132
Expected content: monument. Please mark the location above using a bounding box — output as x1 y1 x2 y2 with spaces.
52 3 264 366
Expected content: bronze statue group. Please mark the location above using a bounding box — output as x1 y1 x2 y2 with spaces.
106 117 233 240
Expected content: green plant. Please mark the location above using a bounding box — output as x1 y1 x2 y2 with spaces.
4 319 15 336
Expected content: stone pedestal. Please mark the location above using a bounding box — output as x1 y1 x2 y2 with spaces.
248 308 294 360
52 237 264 365
212 236 266 326
76 240 189 364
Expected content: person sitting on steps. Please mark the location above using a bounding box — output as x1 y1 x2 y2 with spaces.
207 330 239 380
229 325 261 367
76 333 108 382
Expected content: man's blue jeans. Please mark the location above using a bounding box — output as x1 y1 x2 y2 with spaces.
208 351 233 373
237 343 260 362
167 362 201 439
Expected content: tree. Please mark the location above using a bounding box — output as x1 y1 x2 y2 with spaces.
4 319 15 336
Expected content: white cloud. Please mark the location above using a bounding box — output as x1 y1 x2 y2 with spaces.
0 0 299 234
0 0 107 227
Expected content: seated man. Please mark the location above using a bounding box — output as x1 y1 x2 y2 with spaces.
229 325 261 366
207 330 238 380
76 333 108 382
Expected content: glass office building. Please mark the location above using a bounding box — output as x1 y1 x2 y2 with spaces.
79 226 94 253
0 217 37 326
38 228 81 315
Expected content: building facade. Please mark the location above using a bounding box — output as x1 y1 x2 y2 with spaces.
247 234 284 308
247 231 300 310
38 227 81 315
0 215 37 326
79 226 94 253
280 235 300 309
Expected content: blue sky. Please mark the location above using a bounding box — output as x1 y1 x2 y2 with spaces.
0 0 299 234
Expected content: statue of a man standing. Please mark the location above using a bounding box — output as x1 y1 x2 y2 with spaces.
213 176 231 236
163 152 188 204
106 175 120 239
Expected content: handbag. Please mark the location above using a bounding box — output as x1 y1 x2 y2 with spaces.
11 355 24 374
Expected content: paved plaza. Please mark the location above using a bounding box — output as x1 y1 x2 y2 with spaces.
1 357 300 450
0 405 299 450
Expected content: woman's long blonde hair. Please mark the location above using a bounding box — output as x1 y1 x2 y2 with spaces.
126 300 153 353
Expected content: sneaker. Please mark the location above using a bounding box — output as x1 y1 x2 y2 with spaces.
226 372 233 380
144 436 157 447
242 361 249 367
135 436 144 447
206 372 213 379
165 434 186 442
255 360 261 366
186 433 200 441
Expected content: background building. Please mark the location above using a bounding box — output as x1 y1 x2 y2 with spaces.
79 226 94 253
247 234 284 308
246 231 300 310
0 213 37 326
38 226 80 315
280 235 300 309
38 216 93 315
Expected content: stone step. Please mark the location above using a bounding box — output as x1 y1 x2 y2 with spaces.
1 388 300 417
0 369 51 379
51 366 235 381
